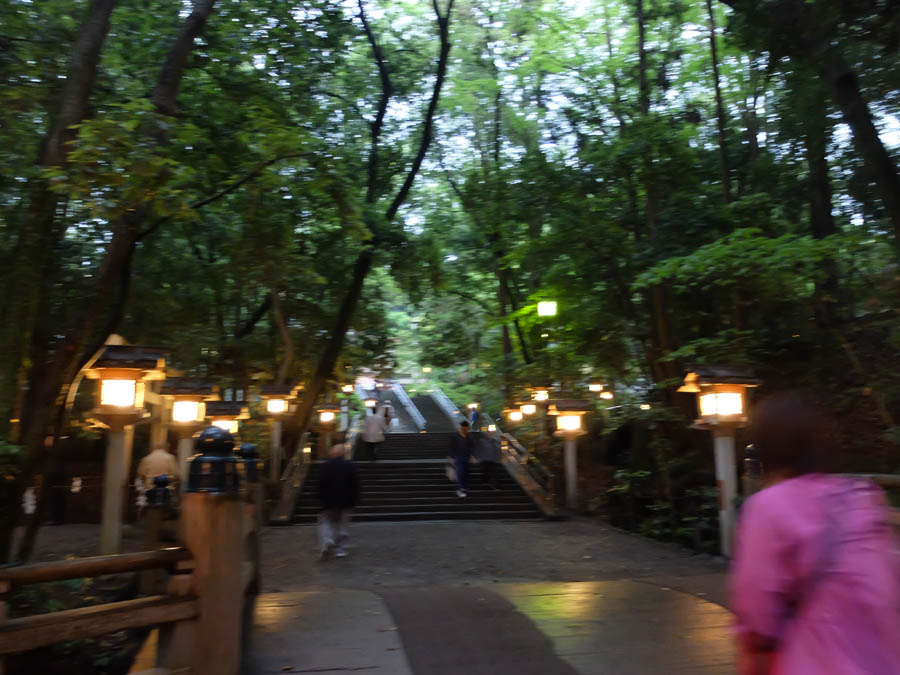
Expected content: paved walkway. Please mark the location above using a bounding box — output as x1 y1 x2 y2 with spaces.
251 520 736 674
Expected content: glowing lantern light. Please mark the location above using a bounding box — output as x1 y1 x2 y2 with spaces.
600 391 614 400
588 383 603 393
173 400 202 423
537 301 558 317
266 398 288 415
101 379 138 407
521 403 537 416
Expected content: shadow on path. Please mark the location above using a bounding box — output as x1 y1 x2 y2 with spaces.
379 587 579 675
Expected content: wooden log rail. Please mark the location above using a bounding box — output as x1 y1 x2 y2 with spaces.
1 485 263 675
0 548 197 671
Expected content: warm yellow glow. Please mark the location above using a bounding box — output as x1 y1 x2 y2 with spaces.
266 398 287 414
422 366 432 373
319 411 335 424
212 419 238 434
588 383 603 392
521 403 537 416
342 384 354 394
302 445 312 455
364 398 377 408
699 392 743 417
533 390 549 402
468 402 479 410
537 301 558 317
600 391 614 400
172 400 201 423
100 379 137 407
488 424 496 432
508 411 523 422
640 403 651 411
557 414 582 432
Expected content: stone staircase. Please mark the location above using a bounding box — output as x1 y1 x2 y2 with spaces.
293 459 542 522
293 428 543 522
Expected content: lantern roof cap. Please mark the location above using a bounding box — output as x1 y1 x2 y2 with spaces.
679 364 760 392
87 344 169 376
161 377 218 397
547 399 592 414
204 400 250 419
260 383 300 398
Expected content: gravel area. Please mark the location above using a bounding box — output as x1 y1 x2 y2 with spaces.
260 519 728 604
24 518 729 606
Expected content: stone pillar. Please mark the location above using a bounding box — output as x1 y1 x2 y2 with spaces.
100 423 135 555
713 427 738 558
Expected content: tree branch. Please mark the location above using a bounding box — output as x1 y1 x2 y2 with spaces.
358 0 393 206
137 153 307 240
151 0 217 116
235 295 273 340
385 0 455 222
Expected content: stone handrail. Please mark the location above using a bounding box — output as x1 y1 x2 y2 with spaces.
430 385 465 424
391 380 426 431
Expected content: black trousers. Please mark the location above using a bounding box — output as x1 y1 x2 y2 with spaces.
365 441 380 460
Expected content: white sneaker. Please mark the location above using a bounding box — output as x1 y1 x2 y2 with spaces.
334 548 348 558
456 489 467 498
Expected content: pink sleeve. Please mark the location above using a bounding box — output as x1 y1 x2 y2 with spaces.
730 493 797 651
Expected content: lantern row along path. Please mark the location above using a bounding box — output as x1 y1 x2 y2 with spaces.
248 519 736 674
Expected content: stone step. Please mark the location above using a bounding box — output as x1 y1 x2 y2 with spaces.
296 502 536 515
293 509 540 523
298 494 533 506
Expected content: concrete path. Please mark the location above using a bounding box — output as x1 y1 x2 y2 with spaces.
250 590 413 674
249 520 736 674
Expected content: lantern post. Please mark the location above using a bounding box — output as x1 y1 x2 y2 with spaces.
85 344 168 554
162 378 218 491
678 365 760 557
549 399 590 510
261 384 298 482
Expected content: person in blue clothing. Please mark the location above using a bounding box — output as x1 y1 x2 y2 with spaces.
449 420 475 497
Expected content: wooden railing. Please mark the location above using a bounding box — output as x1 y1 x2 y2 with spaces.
1 484 262 674
0 548 196 666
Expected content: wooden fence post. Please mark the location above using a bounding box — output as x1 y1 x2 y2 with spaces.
180 492 246 675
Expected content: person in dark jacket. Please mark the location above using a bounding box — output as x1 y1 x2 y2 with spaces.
449 421 475 497
317 443 360 559
474 430 502 489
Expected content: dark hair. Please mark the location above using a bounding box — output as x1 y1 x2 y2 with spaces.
749 390 836 477
460 420 470 428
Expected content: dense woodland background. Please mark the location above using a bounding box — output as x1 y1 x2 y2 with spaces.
2 0 900 559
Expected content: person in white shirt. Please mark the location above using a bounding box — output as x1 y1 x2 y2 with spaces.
136 445 179 490
361 408 387 460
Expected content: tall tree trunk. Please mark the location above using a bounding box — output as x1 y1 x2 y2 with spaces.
818 48 900 251
271 291 294 385
706 0 732 203
804 84 839 328
636 0 678 392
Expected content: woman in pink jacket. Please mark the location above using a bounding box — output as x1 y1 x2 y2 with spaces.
730 392 900 674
